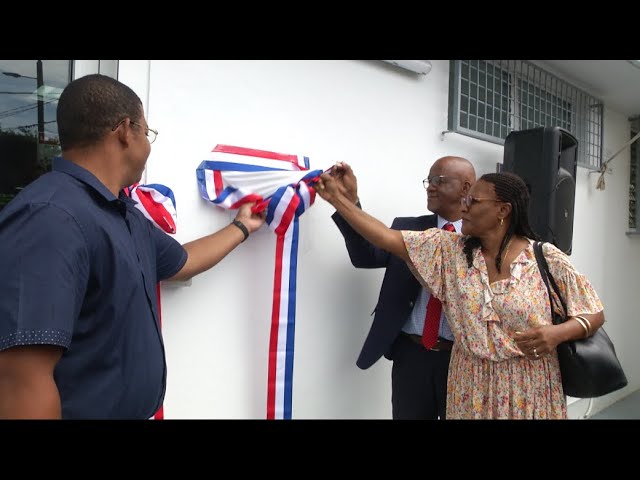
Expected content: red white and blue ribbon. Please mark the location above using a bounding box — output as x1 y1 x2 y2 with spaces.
196 144 323 419
125 182 179 419
127 183 178 234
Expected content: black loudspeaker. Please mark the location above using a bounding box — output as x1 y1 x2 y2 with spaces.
503 126 578 255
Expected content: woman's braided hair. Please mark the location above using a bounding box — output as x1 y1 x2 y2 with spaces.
463 172 539 272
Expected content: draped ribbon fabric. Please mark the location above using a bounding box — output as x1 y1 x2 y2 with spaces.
127 183 178 234
196 144 323 419
126 182 179 420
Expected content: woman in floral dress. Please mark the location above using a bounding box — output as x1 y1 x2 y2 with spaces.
316 165 604 419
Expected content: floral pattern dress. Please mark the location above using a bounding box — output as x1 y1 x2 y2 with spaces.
402 229 603 419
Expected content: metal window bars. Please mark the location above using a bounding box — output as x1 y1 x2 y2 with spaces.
447 60 603 169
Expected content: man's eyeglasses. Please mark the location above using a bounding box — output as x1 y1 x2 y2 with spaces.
112 119 158 144
423 175 460 189
460 195 501 208
130 121 158 144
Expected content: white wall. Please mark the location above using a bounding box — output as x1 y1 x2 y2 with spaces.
116 60 639 419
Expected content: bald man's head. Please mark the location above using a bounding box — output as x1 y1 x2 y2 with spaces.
425 156 476 221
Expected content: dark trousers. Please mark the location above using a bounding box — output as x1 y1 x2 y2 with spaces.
390 333 451 420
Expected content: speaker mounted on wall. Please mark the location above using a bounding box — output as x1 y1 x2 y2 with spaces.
503 126 578 255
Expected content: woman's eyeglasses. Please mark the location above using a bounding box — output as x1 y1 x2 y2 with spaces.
460 195 501 208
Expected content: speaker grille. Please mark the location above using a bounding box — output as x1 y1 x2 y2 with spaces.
552 168 576 254
503 126 577 255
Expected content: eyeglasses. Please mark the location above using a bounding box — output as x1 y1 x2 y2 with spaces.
112 118 158 144
460 195 501 208
423 175 460 189
130 121 158 144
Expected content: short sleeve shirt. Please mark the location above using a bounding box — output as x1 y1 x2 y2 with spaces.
0 157 187 419
401 228 603 360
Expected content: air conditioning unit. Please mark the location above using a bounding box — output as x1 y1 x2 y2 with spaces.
382 60 432 75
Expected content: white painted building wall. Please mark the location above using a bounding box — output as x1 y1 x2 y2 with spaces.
114 60 638 419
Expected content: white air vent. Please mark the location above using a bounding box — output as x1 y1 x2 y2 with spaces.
382 60 432 75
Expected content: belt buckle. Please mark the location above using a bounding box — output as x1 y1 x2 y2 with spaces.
429 339 449 352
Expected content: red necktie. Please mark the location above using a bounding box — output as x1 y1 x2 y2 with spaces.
421 222 456 349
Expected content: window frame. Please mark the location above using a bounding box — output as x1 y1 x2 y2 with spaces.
448 60 603 169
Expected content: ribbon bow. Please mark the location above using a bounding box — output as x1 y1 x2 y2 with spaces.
127 183 178 234
196 144 322 419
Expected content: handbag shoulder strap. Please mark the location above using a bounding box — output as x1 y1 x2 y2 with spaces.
532 241 567 323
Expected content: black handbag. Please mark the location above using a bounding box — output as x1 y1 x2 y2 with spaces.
532 241 628 398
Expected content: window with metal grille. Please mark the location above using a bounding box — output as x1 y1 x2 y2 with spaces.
447 60 603 169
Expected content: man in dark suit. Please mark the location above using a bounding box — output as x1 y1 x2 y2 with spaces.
331 156 476 419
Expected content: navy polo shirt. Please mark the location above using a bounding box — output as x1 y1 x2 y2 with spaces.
0 157 187 419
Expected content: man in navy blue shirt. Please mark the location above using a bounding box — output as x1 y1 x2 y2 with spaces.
0 74 264 419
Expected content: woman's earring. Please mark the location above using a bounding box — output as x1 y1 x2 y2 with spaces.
500 218 504 226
